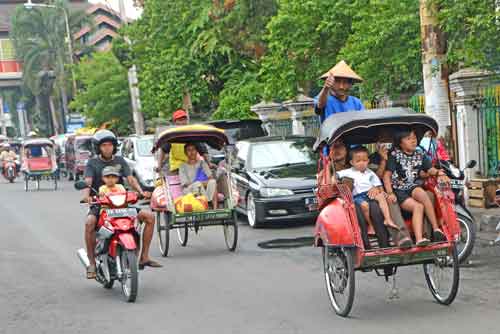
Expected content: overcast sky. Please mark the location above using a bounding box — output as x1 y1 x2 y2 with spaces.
89 0 142 20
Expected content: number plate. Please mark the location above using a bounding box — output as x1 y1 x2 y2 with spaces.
449 179 464 189
106 208 137 218
305 197 318 211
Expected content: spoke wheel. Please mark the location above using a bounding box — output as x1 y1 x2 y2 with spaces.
157 211 170 257
120 249 138 303
455 215 476 264
423 245 459 305
24 176 29 192
323 247 355 317
223 211 238 251
246 193 259 228
36 177 40 191
54 177 58 191
177 222 189 246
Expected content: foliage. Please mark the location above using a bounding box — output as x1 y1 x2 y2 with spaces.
435 0 500 71
338 0 422 100
70 52 132 135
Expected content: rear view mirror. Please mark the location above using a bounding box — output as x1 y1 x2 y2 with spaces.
74 180 88 190
466 160 477 169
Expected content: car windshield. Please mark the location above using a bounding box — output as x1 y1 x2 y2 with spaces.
136 137 154 157
75 139 92 152
249 139 316 170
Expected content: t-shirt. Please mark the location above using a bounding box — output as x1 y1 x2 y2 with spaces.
161 142 208 172
386 148 432 191
179 160 212 187
314 94 365 123
29 146 43 157
84 156 131 195
336 167 382 196
99 184 126 195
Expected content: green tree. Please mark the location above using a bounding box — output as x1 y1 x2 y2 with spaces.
338 0 422 100
70 52 132 135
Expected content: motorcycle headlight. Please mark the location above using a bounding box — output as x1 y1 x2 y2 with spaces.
260 188 294 197
109 194 126 207
449 165 461 178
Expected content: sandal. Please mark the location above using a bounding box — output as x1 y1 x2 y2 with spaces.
86 265 96 279
139 260 163 270
398 237 413 249
416 239 430 247
432 229 447 242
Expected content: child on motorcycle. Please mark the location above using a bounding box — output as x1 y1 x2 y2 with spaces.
99 166 126 196
383 128 447 247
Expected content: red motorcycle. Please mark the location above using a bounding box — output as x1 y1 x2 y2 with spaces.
75 181 140 302
2 159 18 183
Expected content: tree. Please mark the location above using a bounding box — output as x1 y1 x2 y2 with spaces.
338 0 422 101
70 52 132 135
10 0 89 135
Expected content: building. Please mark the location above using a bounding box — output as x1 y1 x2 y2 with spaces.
74 3 124 55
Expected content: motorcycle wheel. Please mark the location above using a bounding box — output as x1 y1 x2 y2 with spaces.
456 214 476 264
120 248 138 303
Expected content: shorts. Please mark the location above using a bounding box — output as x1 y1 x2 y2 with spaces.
394 186 421 204
353 192 370 206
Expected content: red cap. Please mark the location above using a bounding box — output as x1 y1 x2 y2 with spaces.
172 109 188 121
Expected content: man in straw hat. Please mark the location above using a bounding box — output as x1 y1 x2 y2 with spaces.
315 60 364 123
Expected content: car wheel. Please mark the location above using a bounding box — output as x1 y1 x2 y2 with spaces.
246 192 260 228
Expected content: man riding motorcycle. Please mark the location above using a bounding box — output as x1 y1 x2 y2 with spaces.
81 129 162 279
0 144 19 174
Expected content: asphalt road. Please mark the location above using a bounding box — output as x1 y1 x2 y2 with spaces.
1 179 499 334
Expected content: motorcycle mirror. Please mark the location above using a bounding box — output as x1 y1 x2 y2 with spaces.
466 160 477 169
74 180 89 190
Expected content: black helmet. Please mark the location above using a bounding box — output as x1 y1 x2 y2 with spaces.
93 129 118 154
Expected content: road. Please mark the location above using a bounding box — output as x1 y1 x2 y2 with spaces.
1 179 499 334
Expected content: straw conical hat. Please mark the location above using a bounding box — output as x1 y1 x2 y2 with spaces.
320 60 363 82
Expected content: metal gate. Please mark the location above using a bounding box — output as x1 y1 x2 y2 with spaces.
479 85 500 177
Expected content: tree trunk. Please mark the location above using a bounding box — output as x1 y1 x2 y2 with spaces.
182 89 193 117
419 0 452 140
48 95 60 135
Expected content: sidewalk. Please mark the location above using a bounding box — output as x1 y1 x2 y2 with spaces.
465 207 500 266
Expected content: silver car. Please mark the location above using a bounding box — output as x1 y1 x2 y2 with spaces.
121 135 155 190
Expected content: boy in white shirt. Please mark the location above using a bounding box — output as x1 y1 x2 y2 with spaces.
337 146 398 233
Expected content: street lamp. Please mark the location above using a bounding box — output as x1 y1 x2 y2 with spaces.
24 0 78 134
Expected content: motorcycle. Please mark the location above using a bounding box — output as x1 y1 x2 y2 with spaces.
2 159 18 183
75 181 141 302
440 159 477 263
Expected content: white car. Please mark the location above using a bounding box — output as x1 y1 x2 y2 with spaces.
121 135 155 190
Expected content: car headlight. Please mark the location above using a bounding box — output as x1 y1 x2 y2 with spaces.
109 194 126 207
260 188 294 197
449 165 461 178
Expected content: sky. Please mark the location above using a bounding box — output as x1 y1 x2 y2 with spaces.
89 0 142 20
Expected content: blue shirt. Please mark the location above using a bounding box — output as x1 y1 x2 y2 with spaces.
314 94 364 123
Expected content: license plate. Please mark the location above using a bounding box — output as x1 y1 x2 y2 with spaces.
106 208 137 218
450 180 463 189
305 197 318 211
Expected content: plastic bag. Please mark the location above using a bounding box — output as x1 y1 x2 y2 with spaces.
175 193 209 213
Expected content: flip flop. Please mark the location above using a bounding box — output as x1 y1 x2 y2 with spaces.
139 260 163 270
416 239 430 247
432 229 447 242
398 237 413 249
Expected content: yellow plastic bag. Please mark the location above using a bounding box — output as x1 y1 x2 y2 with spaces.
174 193 209 213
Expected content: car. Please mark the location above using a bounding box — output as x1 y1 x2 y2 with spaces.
121 135 155 191
204 119 267 164
232 136 318 228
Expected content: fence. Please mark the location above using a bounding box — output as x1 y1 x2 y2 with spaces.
479 85 500 177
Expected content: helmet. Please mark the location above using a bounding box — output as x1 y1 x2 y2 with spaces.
93 129 118 154
27 131 37 138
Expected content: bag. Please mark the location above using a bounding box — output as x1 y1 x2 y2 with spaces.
194 165 209 182
175 193 209 213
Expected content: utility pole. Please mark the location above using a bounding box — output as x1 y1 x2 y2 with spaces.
419 0 452 139
0 96 6 136
118 0 145 135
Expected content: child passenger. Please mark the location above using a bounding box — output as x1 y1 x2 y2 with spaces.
99 166 126 196
383 129 447 247
337 146 399 233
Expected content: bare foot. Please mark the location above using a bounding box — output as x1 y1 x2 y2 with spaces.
384 219 400 231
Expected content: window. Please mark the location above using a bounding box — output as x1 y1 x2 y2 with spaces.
249 139 317 170
0 39 16 60
136 138 153 157
235 142 249 162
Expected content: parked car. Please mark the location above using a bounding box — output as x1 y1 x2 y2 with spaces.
232 136 318 227
65 134 93 181
205 119 267 164
121 135 155 191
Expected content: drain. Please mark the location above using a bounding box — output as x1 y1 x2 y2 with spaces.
257 236 314 249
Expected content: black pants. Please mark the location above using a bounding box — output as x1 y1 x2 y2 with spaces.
355 200 389 249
